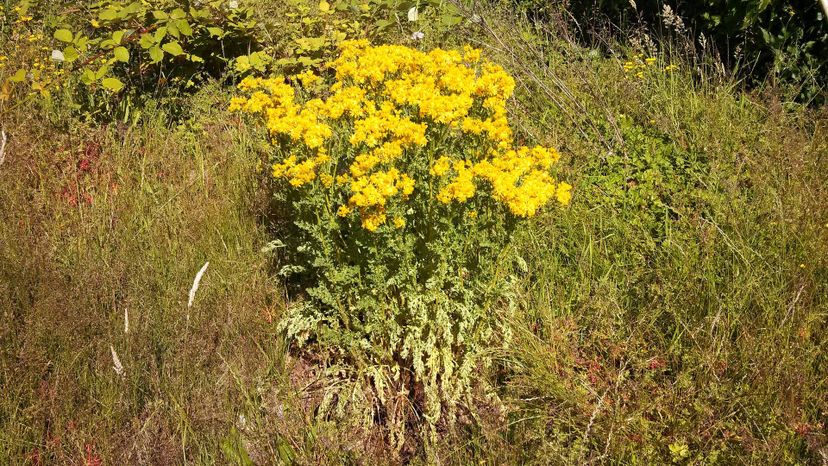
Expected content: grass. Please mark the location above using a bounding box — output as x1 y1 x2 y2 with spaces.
1 1 827 464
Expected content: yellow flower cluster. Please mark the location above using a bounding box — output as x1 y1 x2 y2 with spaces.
623 54 677 79
230 41 570 231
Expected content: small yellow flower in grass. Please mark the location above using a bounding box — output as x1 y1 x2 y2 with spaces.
468 210 478 218
393 216 406 229
799 263 806 269
645 57 657 66
319 173 334 187
319 1 331 13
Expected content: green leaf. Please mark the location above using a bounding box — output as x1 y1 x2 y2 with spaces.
234 55 251 72
95 65 110 80
139 33 155 49
155 27 168 41
167 21 180 38
190 6 210 19
149 46 164 63
9 69 27 83
170 8 187 19
112 30 126 44
54 29 73 43
75 35 89 50
175 19 192 36
206 27 224 37
80 69 96 85
119 2 142 17
102 77 125 92
62 46 79 63
187 53 204 63
440 14 462 27
152 10 169 20
374 19 394 30
99 8 118 21
113 46 130 62
161 41 184 56
295 36 327 52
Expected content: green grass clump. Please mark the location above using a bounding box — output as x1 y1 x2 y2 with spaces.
1 0 826 464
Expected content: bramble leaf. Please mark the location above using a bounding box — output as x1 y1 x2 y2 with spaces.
114 46 130 62
149 45 164 63
162 41 184 56
102 77 125 92
54 29 74 43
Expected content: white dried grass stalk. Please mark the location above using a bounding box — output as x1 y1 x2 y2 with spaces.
110 345 125 378
0 129 6 166
187 262 210 320
124 308 129 334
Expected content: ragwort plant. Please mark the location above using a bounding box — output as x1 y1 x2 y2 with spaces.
231 40 571 449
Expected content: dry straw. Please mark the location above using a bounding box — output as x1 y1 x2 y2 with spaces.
110 345 125 378
187 261 210 321
0 129 7 166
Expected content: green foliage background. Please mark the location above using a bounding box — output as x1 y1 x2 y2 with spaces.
514 0 827 102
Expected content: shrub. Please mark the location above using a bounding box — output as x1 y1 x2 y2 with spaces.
230 40 571 449
236 0 464 77
1 0 260 120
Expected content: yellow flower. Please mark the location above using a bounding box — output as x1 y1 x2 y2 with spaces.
437 160 476 204
463 45 482 63
361 208 387 231
231 42 569 230
296 69 320 87
319 1 331 13
555 182 572 206
430 156 452 176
